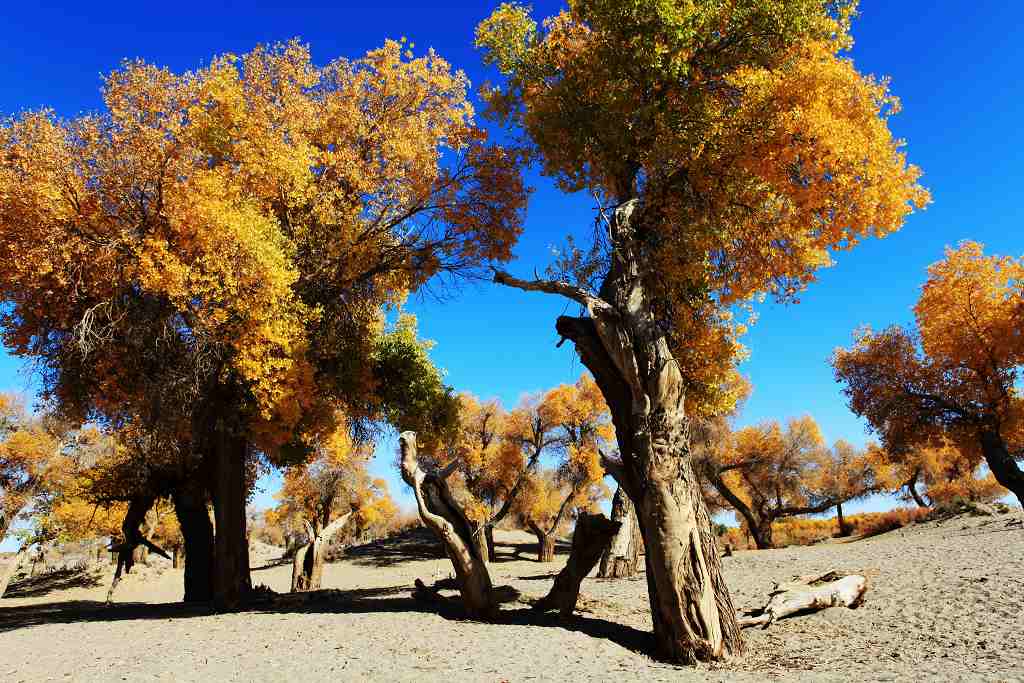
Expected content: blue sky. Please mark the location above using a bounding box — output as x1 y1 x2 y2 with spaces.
1 1 1022 540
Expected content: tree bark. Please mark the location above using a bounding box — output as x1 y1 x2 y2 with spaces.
533 513 620 616
471 523 491 564
979 430 1024 507
172 486 214 603
210 423 251 609
599 486 642 578
399 432 497 618
738 572 867 629
495 199 744 663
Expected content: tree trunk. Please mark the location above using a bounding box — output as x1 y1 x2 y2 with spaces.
835 502 852 537
980 430 1024 507
485 525 496 561
533 513 620 616
907 476 929 508
210 424 251 609
496 199 743 662
471 523 491 564
291 512 354 593
173 486 214 602
750 518 774 550
0 545 31 598
599 486 642 578
399 432 497 618
530 524 556 563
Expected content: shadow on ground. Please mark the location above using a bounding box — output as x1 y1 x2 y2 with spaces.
4 567 104 599
342 527 569 567
0 584 656 659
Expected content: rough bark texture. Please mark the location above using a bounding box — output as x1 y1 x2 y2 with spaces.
172 486 214 602
291 511 354 592
399 432 497 619
495 200 743 662
738 572 867 629
980 430 1024 507
599 486 643 578
210 424 251 609
533 513 620 617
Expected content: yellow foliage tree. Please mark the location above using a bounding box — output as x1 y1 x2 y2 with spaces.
0 40 525 606
480 0 928 662
833 242 1023 506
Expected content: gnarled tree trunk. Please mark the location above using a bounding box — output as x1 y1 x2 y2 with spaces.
495 200 743 663
599 486 642 578
107 496 171 603
399 432 497 618
980 430 1024 507
172 485 214 602
534 513 620 616
291 511 355 592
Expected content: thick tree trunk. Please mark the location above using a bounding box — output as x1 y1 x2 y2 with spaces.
750 519 774 550
173 486 214 603
534 513 620 616
980 430 1024 507
495 199 743 662
599 486 642 578
530 524 556 563
471 524 491 564
399 432 497 618
835 502 852 537
210 425 251 609
485 525 496 562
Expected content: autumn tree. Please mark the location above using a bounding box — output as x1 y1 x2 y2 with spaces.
274 425 396 592
0 41 524 606
816 440 878 536
478 0 927 662
867 439 1006 509
833 242 1024 507
697 416 847 549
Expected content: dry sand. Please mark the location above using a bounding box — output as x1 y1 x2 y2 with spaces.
1 512 1022 682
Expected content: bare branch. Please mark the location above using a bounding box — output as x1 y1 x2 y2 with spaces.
492 268 604 309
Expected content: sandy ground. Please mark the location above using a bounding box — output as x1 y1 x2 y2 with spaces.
1 513 1022 682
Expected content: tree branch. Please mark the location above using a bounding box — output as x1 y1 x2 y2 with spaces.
492 269 604 309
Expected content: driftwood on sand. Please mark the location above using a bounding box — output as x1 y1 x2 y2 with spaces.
738 571 867 629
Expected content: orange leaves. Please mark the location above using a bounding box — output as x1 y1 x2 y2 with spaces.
0 38 526 458
833 243 1024 460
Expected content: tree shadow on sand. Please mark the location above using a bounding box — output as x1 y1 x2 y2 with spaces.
0 584 656 659
3 567 104 599
343 528 553 568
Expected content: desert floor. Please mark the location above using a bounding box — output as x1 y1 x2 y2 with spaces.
1 512 1022 682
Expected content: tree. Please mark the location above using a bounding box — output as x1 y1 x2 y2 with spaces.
478 0 927 662
273 425 395 592
0 41 525 606
598 485 643 578
697 416 844 549
867 440 1006 508
833 242 1024 507
816 440 877 536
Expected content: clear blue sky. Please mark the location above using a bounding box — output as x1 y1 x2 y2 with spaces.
1 1 1022 537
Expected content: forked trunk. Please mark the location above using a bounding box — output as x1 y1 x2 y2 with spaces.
980 430 1024 507
291 511 355 592
534 513 620 616
399 432 497 618
599 486 642 578
210 425 251 609
172 486 214 602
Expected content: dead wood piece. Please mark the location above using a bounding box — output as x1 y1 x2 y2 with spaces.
738 572 867 629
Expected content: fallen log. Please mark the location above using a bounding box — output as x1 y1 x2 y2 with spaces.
738 571 867 629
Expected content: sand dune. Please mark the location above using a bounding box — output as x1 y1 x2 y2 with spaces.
1 513 1021 681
